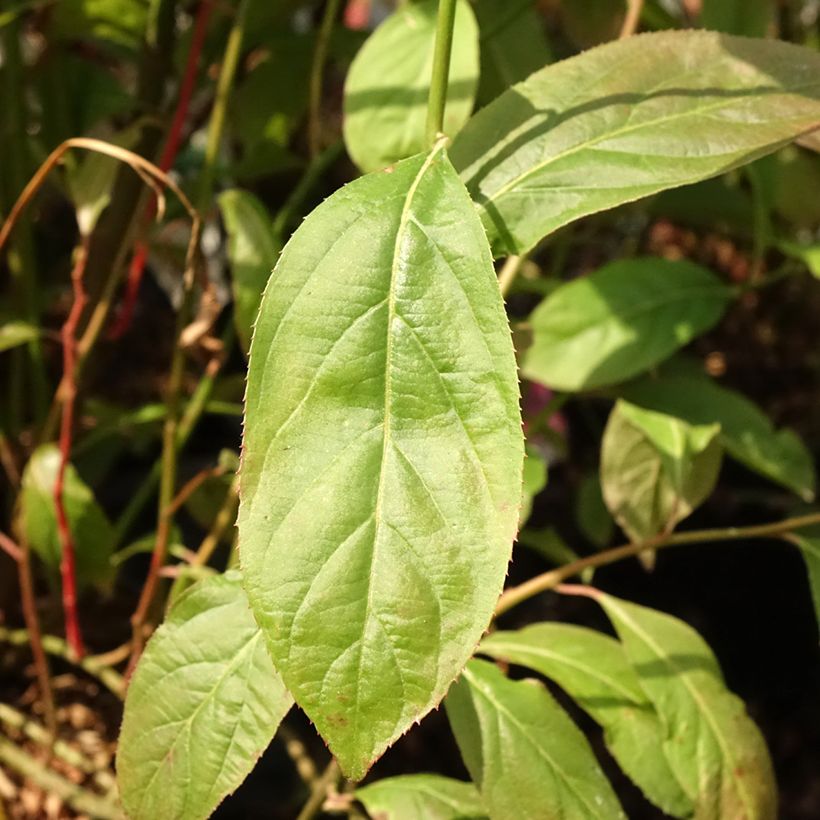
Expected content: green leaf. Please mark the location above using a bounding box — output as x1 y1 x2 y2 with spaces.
343 0 479 173
700 0 774 37
445 659 625 820
790 531 820 634
516 528 592 582
601 400 722 544
519 444 547 526
780 238 820 278
117 571 292 820
356 775 487 820
596 592 778 819
218 190 280 354
561 0 625 48
522 258 731 391
621 372 816 500
19 445 115 589
450 31 820 256
239 147 523 780
574 472 614 548
480 624 693 817
473 0 552 106
50 0 148 52
0 321 39 353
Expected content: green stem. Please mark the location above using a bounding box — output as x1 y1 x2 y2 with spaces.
425 0 458 146
495 511 820 617
296 758 341 820
308 0 343 159
196 0 253 208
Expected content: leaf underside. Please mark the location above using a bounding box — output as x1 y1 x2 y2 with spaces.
239 147 523 779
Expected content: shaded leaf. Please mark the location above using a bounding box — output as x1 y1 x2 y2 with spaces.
356 774 487 820
473 0 551 106
480 624 693 817
790 530 820 635
239 147 523 779
117 572 292 820
445 659 625 820
516 528 592 582
520 443 547 526
522 258 731 391
0 321 39 353
622 372 816 500
601 400 722 544
574 472 614 548
451 31 820 256
596 592 777 819
19 444 114 589
700 0 774 37
50 0 148 52
343 0 479 173
218 189 280 353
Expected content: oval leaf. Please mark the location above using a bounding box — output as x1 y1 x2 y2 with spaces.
480 624 693 817
239 147 523 779
596 592 777 819
0 320 39 353
450 31 820 256
522 258 731 391
356 774 487 820
445 659 625 820
117 571 292 820
218 189 280 354
19 444 114 588
601 400 723 545
343 0 479 173
622 372 816 500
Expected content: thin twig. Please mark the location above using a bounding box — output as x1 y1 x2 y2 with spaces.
296 758 341 820
619 0 644 38
494 511 820 617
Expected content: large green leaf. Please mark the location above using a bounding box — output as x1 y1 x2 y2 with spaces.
621 372 816 500
450 31 820 256
445 659 625 820
356 774 487 820
343 0 479 173
522 258 731 391
117 572 292 820
480 624 693 817
597 593 777 819
473 0 551 106
239 147 523 779
218 190 280 354
19 444 115 589
601 400 722 544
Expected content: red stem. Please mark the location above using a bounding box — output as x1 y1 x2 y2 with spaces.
54 238 90 659
109 0 214 339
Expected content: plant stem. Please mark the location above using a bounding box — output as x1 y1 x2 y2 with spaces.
494 511 820 617
308 0 343 159
296 758 341 820
498 255 524 298
13 535 58 738
619 0 644 38
425 0 458 146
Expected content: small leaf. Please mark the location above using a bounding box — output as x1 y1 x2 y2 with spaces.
0 321 39 353
780 238 820 279
343 0 479 173
445 659 625 820
790 530 820 634
621 372 816 500
574 472 614 548
517 528 592 582
522 258 731 391
117 571 292 820
239 147 523 779
218 189 280 354
356 774 487 820
19 444 115 589
480 624 693 817
595 592 778 819
601 400 722 545
473 0 551 106
450 31 820 256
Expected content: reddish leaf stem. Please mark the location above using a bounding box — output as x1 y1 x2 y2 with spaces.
54 237 90 659
109 0 214 339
